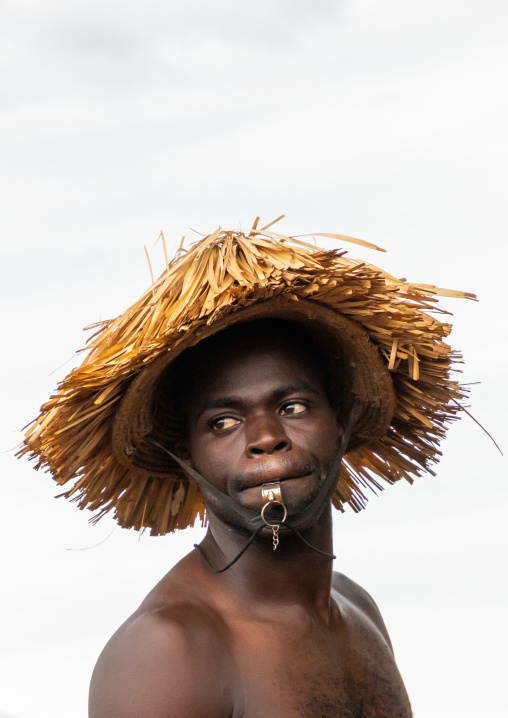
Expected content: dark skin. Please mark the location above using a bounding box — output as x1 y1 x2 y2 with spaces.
89 337 412 717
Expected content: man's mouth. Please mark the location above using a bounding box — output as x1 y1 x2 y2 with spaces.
233 463 319 494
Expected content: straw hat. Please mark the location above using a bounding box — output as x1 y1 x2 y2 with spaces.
19 217 474 535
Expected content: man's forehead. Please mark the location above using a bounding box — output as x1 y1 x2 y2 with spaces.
189 338 325 388
192 319 322 367
169 318 332 421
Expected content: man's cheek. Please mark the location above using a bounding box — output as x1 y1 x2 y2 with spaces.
197 452 230 488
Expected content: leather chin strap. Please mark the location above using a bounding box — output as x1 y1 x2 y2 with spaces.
148 399 362 572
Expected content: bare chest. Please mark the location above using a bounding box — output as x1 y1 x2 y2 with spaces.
227 613 360 718
223 607 410 718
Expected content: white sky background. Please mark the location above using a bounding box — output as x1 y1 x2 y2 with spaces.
1 1 507 716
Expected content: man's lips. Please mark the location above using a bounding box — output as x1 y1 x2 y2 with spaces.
233 464 318 493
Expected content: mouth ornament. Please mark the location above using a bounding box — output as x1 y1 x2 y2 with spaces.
260 481 287 551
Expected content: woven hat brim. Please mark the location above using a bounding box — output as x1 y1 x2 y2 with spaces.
18 224 473 534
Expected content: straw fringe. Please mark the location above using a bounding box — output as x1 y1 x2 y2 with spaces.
18 222 474 534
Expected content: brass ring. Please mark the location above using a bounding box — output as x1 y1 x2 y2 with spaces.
260 500 287 527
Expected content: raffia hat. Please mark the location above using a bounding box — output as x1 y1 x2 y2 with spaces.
19 217 474 535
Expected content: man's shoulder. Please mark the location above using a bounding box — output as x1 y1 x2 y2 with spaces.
332 572 412 715
331 571 394 651
89 561 233 718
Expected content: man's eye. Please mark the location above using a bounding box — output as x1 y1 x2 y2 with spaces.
280 402 307 416
211 416 241 431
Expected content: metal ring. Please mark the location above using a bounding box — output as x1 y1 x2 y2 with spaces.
260 500 287 527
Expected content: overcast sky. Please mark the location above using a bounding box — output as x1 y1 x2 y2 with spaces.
1 2 507 717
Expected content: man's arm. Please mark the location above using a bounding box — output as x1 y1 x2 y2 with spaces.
89 607 232 718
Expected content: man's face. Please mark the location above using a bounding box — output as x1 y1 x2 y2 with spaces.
178 335 342 531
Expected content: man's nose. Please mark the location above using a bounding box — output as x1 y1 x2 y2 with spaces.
245 415 292 457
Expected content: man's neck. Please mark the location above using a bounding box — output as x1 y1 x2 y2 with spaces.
197 506 335 618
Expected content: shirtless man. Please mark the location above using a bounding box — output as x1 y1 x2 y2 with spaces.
22 222 464 717
89 319 412 717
